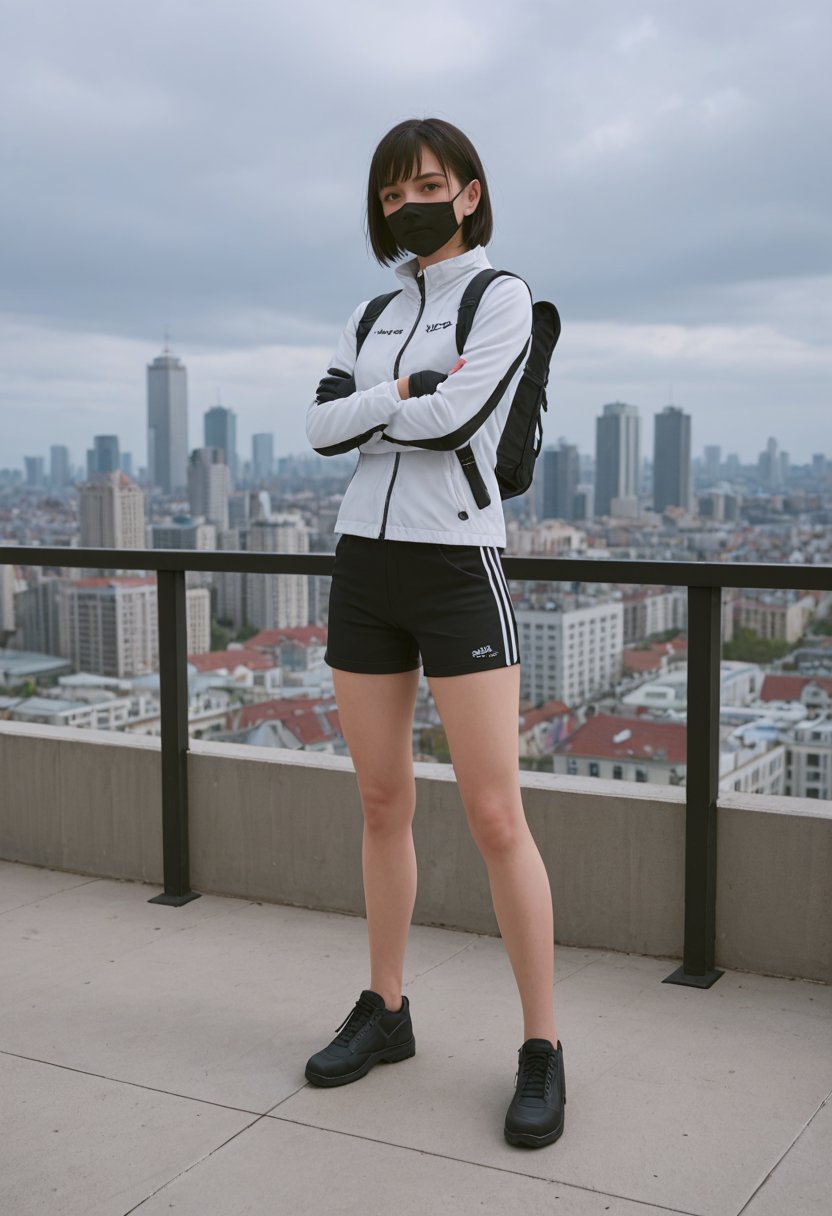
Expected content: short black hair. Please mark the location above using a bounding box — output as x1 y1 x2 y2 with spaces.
365 118 493 266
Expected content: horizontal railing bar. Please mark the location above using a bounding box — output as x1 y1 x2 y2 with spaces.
2 546 832 592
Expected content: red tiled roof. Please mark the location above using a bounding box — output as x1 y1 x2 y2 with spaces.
226 695 340 729
622 650 664 673
247 626 328 650
760 674 832 702
187 649 274 672
518 700 570 730
74 576 156 589
554 714 687 764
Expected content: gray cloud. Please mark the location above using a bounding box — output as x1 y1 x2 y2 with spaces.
1 0 830 467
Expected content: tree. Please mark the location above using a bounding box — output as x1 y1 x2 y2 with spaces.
210 620 231 651
723 627 793 664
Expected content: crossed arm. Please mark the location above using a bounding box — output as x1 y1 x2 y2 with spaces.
304 278 532 458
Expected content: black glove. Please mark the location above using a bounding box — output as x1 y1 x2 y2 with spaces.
408 369 448 397
316 367 356 403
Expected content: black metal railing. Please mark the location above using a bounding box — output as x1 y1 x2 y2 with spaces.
3 544 831 990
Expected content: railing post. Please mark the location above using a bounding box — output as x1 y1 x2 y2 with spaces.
148 568 201 906
664 584 723 987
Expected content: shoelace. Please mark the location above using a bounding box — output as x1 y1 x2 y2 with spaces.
332 993 380 1046
514 1048 556 1099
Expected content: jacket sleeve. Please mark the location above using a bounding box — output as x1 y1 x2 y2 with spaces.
305 301 403 458
376 276 533 451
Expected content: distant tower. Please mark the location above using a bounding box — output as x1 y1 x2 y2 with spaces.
188 447 231 531
50 445 71 489
79 471 146 550
93 435 120 475
205 403 238 484
653 406 692 511
542 440 579 521
252 433 275 483
595 402 640 517
147 339 188 494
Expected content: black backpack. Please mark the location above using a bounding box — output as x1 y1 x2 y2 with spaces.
354 269 560 503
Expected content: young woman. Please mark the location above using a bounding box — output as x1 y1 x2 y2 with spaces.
304 117 565 1148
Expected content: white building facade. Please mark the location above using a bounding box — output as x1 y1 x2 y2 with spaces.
517 600 623 707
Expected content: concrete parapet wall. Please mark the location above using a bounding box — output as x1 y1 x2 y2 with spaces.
1 721 829 983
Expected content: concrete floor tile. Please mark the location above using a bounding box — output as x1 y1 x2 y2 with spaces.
0 1053 251 1216
741 1096 832 1215
132 1114 676 1216
0 860 96 913
281 937 832 1216
0 891 484 1111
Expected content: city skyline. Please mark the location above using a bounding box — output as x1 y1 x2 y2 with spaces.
1 3 830 467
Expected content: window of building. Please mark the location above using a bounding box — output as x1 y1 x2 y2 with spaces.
636 769 647 782
613 765 623 780
589 761 600 778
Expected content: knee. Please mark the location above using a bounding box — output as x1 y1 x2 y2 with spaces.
359 784 416 833
466 802 525 858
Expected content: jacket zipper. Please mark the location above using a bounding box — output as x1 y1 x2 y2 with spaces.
378 274 426 539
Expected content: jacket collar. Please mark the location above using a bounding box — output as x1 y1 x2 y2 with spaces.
393 244 492 298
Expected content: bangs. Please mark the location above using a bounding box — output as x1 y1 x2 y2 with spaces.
372 128 450 194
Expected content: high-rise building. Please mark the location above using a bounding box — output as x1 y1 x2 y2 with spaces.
188 448 231 531
542 441 579 521
252 433 274 483
757 437 782 489
517 600 624 707
50 445 71 489
246 515 309 630
186 588 211 655
24 456 45 488
653 406 692 512
594 402 640 517
93 435 120 475
151 517 217 551
79 471 146 550
18 578 62 655
147 344 188 494
58 576 158 676
703 444 721 486
205 405 238 483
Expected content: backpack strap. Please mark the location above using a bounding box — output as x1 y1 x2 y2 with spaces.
455 269 524 355
355 289 403 357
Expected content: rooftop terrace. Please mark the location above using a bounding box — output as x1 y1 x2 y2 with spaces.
2 858 830 1216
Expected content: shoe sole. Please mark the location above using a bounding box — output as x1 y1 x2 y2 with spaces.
304 1036 416 1087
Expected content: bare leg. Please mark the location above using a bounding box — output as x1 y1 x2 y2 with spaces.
332 666 421 1012
428 665 558 1045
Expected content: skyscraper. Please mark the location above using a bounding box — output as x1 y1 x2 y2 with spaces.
542 441 579 521
703 444 721 485
147 344 188 494
93 435 120 475
252 432 274 483
205 405 238 483
594 402 640 517
188 447 231 531
653 406 692 512
50 445 71 489
79 471 146 550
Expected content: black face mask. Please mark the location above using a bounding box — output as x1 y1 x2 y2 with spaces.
385 183 470 257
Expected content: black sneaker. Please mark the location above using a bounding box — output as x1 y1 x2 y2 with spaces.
304 989 416 1087
504 1038 566 1147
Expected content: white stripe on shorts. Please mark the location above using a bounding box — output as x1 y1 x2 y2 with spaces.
479 546 519 665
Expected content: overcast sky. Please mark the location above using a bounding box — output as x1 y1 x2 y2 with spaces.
2 0 830 474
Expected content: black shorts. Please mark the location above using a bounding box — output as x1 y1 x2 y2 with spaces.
325 533 521 678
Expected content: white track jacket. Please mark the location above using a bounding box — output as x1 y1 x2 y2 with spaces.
305 244 533 547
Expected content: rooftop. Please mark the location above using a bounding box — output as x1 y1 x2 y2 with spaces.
2 858 829 1215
